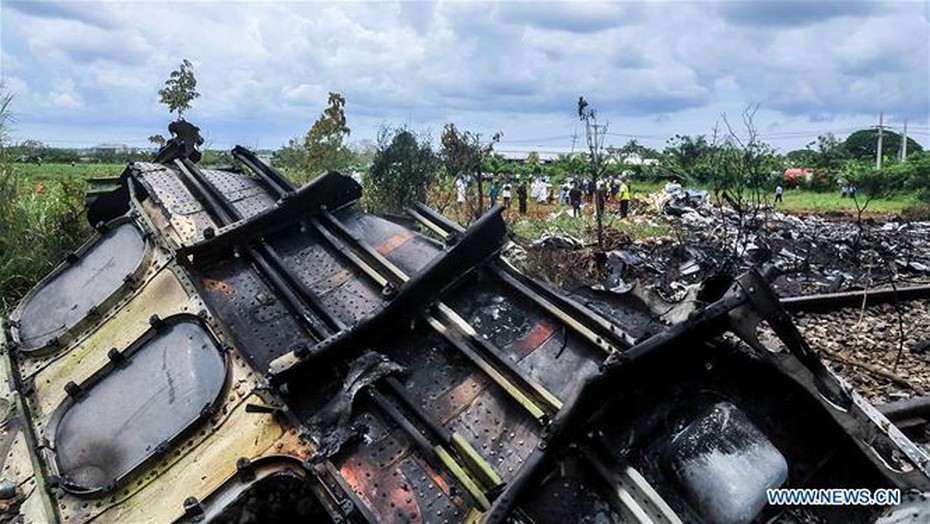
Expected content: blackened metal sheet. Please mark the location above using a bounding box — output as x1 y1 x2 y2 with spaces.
335 208 442 277
318 277 383 327
335 407 473 523
199 259 312 370
386 330 487 425
135 163 214 234
447 387 540 482
385 328 540 482
17 223 146 350
520 458 621 524
54 318 226 491
269 233 385 326
200 168 277 220
445 279 603 397
568 288 664 342
514 332 601 399
133 162 202 215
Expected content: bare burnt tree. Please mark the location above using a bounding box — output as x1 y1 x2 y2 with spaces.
440 124 501 221
578 96 608 248
715 104 778 267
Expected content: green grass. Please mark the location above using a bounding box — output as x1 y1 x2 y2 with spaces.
13 162 125 182
625 180 918 216
776 189 919 214
1 163 97 313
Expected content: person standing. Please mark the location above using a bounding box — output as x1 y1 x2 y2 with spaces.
569 182 582 218
619 178 631 218
489 181 499 207
774 184 783 204
502 182 512 209
517 182 528 215
456 177 466 205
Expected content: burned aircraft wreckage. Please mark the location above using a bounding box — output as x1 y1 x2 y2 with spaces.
2 123 930 523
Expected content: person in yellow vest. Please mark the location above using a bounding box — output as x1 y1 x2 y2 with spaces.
618 178 631 218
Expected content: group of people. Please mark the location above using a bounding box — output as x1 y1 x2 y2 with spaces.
457 175 633 218
555 177 632 218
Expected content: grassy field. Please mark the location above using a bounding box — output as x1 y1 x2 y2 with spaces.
0 163 114 313
623 180 919 215
776 188 920 214
13 162 126 181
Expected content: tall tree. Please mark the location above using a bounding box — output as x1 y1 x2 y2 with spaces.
663 134 711 179
440 124 500 218
806 132 848 171
271 136 308 176
843 128 923 162
366 126 437 214
305 92 354 176
158 59 200 119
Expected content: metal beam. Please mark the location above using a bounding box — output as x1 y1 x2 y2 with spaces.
177 172 361 266
302 207 562 421
780 285 930 312
232 145 298 196
268 205 508 381
172 158 342 339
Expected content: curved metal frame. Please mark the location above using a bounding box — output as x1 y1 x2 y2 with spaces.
42 313 231 497
8 215 155 355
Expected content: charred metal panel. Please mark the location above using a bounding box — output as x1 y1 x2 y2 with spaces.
13 221 148 352
198 259 313 371
269 234 382 323
444 278 602 398
382 328 541 482
132 162 214 242
51 316 226 493
336 208 443 278
520 456 621 523
199 168 277 220
333 406 477 523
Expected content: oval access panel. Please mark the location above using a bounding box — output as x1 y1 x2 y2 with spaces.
54 318 226 492
17 222 147 351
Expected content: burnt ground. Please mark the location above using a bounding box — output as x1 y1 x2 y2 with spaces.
796 301 930 405
518 207 930 300
514 205 930 422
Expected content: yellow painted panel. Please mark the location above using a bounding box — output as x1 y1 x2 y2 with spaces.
31 268 190 419
95 404 285 524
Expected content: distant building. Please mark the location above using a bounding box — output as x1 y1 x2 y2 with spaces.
93 143 133 154
496 150 569 164
615 152 659 166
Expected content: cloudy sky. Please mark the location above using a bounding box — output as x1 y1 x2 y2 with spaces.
2 0 929 153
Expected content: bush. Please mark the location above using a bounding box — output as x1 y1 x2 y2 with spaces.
363 127 436 214
0 166 90 312
799 169 837 192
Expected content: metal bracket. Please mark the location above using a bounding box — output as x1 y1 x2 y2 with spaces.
176 172 361 266
269 205 508 382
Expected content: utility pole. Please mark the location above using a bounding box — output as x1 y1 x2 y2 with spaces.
876 112 884 170
901 119 908 161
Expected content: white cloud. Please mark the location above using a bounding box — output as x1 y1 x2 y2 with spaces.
0 0 926 151
49 90 83 109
